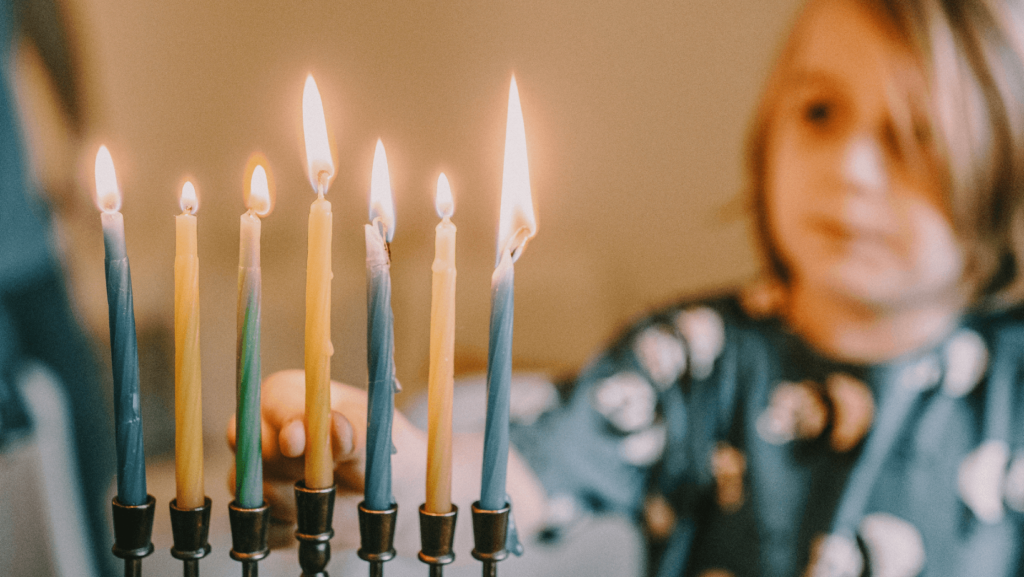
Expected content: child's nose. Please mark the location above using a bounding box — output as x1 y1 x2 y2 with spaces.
842 136 888 196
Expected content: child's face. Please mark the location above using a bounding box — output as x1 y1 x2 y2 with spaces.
765 0 965 309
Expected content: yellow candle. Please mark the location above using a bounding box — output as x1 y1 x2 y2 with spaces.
426 174 457 514
302 74 336 489
174 181 204 509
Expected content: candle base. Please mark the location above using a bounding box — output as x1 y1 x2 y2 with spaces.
228 500 270 577
170 497 212 577
111 495 156 577
294 482 336 577
358 501 398 577
418 503 458 577
471 501 509 577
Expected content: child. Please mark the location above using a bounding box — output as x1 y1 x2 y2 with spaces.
231 0 1024 574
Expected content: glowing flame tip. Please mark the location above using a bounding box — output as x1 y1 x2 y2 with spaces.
435 173 454 218
302 74 334 194
248 165 272 216
369 139 395 240
94 145 121 213
497 75 537 261
179 181 198 214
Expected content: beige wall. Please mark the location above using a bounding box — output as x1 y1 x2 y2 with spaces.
15 0 803 447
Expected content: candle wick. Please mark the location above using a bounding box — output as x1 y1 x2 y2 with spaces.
316 171 330 197
503 226 531 263
371 216 392 262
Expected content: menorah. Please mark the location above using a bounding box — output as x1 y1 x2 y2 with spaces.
110 486 515 577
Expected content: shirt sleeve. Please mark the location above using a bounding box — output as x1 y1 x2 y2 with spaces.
510 300 732 535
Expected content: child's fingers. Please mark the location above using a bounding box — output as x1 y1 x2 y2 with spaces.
261 370 309 430
279 419 306 458
331 411 356 464
276 412 356 461
226 415 237 451
226 466 236 496
260 418 280 461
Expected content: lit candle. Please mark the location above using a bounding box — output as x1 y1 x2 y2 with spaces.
302 74 336 490
235 164 272 508
426 173 456 514
95 145 147 507
174 181 203 510
364 139 398 511
480 76 537 511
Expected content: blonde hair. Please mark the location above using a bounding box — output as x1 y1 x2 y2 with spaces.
748 0 1024 308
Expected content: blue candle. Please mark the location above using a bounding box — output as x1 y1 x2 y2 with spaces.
364 140 398 511
480 76 538 511
96 146 147 506
481 257 515 510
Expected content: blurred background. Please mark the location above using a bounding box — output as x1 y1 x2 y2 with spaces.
8 0 803 574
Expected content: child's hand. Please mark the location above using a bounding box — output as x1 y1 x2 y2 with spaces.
226 369 428 549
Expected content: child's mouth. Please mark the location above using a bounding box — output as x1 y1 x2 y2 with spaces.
808 217 897 252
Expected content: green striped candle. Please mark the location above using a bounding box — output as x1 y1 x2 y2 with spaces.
235 164 271 508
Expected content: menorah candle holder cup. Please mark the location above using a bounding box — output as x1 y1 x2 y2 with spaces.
169 497 212 577
358 501 398 577
228 500 270 577
111 494 156 577
294 481 336 577
471 501 510 577
418 503 458 576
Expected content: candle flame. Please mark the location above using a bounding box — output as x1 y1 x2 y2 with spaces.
179 181 199 214
435 173 454 219
497 75 537 263
94 145 121 213
248 165 272 216
302 74 335 194
369 139 396 241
